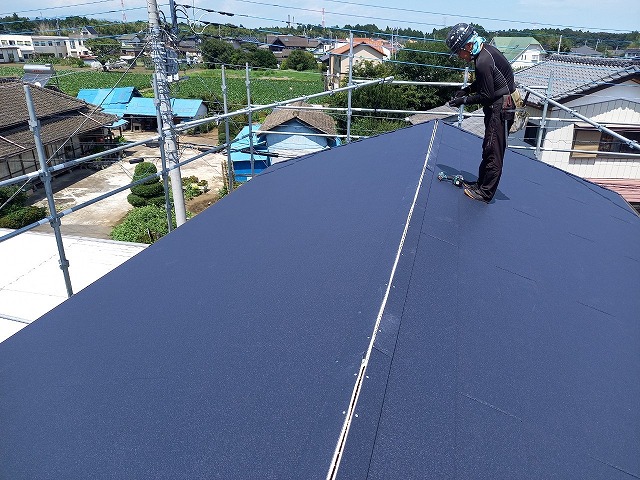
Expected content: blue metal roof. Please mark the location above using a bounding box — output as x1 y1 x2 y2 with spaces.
0 122 638 478
124 97 205 118
77 87 137 118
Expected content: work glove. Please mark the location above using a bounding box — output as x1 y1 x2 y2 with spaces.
449 95 466 107
453 88 468 98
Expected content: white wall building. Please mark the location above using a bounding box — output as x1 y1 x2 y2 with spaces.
512 55 640 203
0 35 34 61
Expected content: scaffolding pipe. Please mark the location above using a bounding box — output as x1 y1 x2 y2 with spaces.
222 65 233 192
346 31 354 143
23 84 73 297
521 83 640 152
0 136 158 190
536 75 553 159
174 76 395 133
457 67 469 128
246 63 255 179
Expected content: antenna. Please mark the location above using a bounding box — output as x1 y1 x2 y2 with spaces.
121 0 127 22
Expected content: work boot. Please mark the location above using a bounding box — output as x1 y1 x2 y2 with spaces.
464 186 490 203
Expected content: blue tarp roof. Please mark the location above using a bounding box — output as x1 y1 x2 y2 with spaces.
77 87 137 118
124 97 205 118
1 122 638 478
230 124 269 163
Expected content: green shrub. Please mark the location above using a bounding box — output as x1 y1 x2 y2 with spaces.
0 206 47 229
130 182 165 198
127 161 165 207
110 205 175 244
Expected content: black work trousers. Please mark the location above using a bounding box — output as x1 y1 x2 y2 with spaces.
477 99 514 201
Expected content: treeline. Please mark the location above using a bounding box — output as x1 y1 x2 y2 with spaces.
0 14 146 36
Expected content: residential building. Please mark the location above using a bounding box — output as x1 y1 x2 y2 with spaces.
231 102 340 181
326 39 388 89
117 33 145 59
570 45 604 57
266 34 321 63
490 36 546 69
0 79 118 182
513 54 640 204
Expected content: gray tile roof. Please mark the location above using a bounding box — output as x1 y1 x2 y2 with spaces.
0 80 118 160
515 54 640 105
260 102 337 135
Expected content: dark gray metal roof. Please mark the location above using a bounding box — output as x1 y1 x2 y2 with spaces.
1 122 638 479
515 54 640 105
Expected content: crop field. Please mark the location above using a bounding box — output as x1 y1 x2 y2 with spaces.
0 66 325 108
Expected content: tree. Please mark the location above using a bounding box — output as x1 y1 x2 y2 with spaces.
281 50 317 71
250 49 277 69
201 38 236 67
394 40 465 109
84 38 122 70
127 162 165 207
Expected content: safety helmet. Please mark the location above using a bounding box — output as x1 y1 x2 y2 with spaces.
445 23 476 54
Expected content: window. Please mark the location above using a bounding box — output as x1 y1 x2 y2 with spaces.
572 128 601 158
48 41 53 46
69 41 76 48
523 121 544 147
599 130 640 154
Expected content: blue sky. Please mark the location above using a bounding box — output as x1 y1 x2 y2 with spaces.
3 0 639 35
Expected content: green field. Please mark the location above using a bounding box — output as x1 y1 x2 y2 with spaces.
0 66 325 108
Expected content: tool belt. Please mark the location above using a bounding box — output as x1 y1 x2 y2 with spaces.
506 89 529 134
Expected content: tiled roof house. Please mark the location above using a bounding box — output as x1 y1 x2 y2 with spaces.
0 79 118 182
512 54 640 205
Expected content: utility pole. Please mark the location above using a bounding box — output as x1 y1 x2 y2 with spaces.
147 0 187 226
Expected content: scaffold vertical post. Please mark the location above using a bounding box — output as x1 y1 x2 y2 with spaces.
23 84 73 298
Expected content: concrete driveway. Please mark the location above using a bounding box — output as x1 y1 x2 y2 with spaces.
29 133 226 239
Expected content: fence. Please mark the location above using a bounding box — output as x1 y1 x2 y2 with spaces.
1 40 639 323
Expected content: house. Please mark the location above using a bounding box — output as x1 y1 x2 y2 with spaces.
490 36 546 70
570 45 604 57
229 124 270 182
266 34 321 63
326 39 388 89
77 89 207 132
0 79 118 182
512 54 640 205
123 97 208 132
1 121 638 478
77 87 142 120
230 102 339 181
257 102 339 161
117 33 145 58
624 48 640 59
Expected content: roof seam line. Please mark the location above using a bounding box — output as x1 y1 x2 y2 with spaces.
325 120 440 480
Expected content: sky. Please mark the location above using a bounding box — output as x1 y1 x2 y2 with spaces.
1 0 639 37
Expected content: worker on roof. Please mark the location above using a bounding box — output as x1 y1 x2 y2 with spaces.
446 23 516 203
